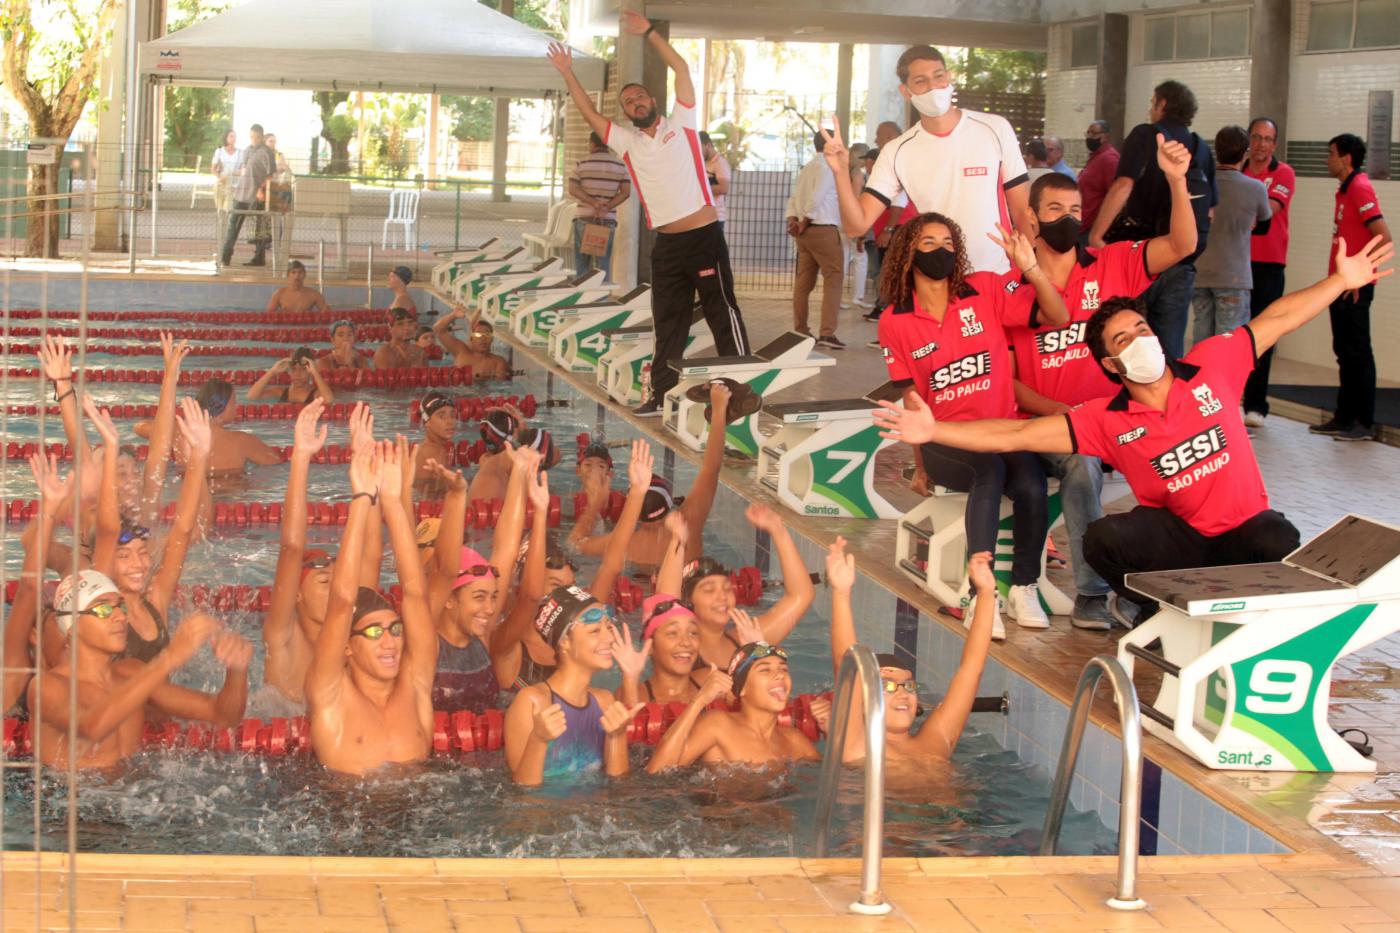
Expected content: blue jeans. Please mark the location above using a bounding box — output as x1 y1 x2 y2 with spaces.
1039 453 1111 598
1141 261 1196 360
572 218 615 283
1191 287 1251 346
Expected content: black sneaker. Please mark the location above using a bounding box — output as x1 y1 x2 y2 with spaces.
1071 594 1113 631
862 310 882 322
1334 424 1375 442
1309 418 1350 435
816 335 846 350
631 398 663 417
1108 594 1146 629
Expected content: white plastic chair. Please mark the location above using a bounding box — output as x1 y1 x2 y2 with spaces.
189 155 214 208
522 200 577 264
382 189 421 250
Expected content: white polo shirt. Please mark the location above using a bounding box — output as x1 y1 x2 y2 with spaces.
606 100 713 230
865 110 1029 274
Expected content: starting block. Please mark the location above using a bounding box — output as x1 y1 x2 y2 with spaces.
450 256 561 305
1118 514 1400 772
430 239 518 293
596 325 716 406
548 286 654 372
472 263 584 319
481 270 610 329
662 332 836 457
513 282 639 349
757 381 905 519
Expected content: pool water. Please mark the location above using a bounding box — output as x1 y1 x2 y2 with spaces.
1 312 1119 858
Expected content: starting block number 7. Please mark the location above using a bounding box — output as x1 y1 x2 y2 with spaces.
824 450 865 485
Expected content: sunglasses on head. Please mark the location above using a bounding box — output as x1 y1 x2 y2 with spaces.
81 600 126 619
352 620 404 640
117 525 151 546
882 679 918 694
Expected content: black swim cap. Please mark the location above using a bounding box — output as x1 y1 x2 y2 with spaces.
480 409 519 451
351 587 396 625
682 556 731 603
196 379 234 417
876 652 912 675
519 427 558 468
534 584 598 648
392 265 413 285
641 474 682 523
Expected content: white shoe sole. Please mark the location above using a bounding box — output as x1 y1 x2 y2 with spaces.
1007 591 1050 629
965 599 1007 641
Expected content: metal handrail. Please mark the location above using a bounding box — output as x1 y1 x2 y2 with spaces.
1039 655 1147 911
813 644 892 916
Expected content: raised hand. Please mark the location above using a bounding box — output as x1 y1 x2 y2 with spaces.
176 396 213 458
697 668 733 706
29 452 74 506
967 550 996 595
619 8 651 35
269 358 292 373
167 613 218 667
626 438 654 490
348 443 382 497
36 334 73 383
293 398 328 455
348 402 374 454
1156 133 1192 180
729 607 763 646
708 378 732 413
988 222 1037 274
1333 235 1396 293
212 630 254 672
545 42 574 75
663 510 689 548
600 699 645 736
422 458 467 493
818 116 851 174
872 395 937 445
609 620 652 680
527 466 551 510
508 440 542 473
532 701 567 743
825 536 855 593
377 439 402 499
744 501 783 534
159 331 191 372
81 394 120 448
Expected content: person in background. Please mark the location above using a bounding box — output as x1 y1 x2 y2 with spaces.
567 132 631 282
388 266 417 316
699 131 731 235
434 306 511 378
863 117 907 326
1087 80 1217 360
220 122 275 268
1191 126 1272 347
415 326 437 357
1311 133 1393 442
195 379 283 476
1241 117 1296 428
1045 135 1076 180
318 319 370 374
265 260 329 314
211 129 238 213
246 346 335 405
1079 119 1120 233
1026 139 1053 185
374 308 427 370
844 142 872 310
786 131 846 349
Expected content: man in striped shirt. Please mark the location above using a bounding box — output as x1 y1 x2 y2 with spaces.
568 133 631 283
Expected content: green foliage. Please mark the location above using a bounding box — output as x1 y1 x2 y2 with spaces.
948 48 1046 96
442 96 493 142
363 94 424 178
479 0 561 37
705 120 749 168
163 86 232 169
315 91 355 174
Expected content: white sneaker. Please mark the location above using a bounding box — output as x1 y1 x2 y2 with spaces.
1243 410 1266 428
966 593 1006 641
1007 584 1050 629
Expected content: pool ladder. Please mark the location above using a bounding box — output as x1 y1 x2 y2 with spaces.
1040 655 1148 911
813 644 892 916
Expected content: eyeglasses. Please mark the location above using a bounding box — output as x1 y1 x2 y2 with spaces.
117 525 150 546
577 605 615 626
882 679 918 694
459 564 501 579
81 600 126 619
644 598 683 623
352 620 404 640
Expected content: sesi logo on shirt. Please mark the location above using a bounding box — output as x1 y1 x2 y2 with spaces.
1193 383 1223 417
1036 322 1087 355
959 307 984 337
964 166 988 177
1082 281 1100 310
930 350 991 391
1150 425 1228 479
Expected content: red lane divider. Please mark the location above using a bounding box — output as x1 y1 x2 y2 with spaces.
5 343 434 362
2 695 827 759
609 565 766 610
5 309 392 324
4 366 472 388
6 325 392 342
409 394 538 424
2 439 484 466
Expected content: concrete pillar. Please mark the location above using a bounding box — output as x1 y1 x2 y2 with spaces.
96 0 159 250
428 94 440 183
491 0 516 202
864 44 905 143
700 38 712 127
1096 13 1129 150
1250 0 1291 147
835 43 853 138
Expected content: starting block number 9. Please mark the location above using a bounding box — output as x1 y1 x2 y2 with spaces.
824 450 865 484
1243 660 1312 716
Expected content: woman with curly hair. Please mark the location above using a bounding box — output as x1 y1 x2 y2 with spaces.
875 212 1069 637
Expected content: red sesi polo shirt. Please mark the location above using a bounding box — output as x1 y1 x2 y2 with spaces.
1007 241 1155 408
1243 157 1294 266
1331 170 1384 274
878 270 1036 422
1066 327 1269 537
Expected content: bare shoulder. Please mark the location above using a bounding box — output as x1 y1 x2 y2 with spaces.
590 686 616 706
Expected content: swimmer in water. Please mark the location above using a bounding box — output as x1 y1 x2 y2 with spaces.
432 305 511 379
503 585 644 784
388 265 417 316
569 380 730 568
813 540 998 767
246 346 336 406
28 571 251 770
616 593 703 706
265 260 330 314
470 417 556 504
374 308 427 370
306 441 438 775
412 391 458 493
646 639 820 770
318 319 370 374
263 401 384 707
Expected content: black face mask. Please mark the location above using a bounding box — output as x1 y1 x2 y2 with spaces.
1085 137 1102 153
912 247 956 281
629 106 658 130
1038 215 1081 254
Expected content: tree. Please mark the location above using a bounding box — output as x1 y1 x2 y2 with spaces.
1 0 122 257
363 94 424 179
442 96 493 142
164 88 232 169
315 91 355 174
951 48 1046 96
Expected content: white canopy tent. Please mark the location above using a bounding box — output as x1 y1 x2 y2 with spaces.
138 0 604 96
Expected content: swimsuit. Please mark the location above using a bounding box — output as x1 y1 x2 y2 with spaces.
122 596 170 663
542 687 606 776
643 675 703 702
431 634 500 713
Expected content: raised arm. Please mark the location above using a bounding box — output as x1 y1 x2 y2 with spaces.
4 456 72 711
139 334 192 526
990 223 1069 328
1144 134 1199 275
349 405 385 590
546 43 610 141
147 629 252 727
264 400 325 688
245 358 290 402
824 538 867 763
491 443 539 603
589 439 653 600
433 305 472 358
747 503 815 646
873 393 1075 455
918 551 997 757
490 482 551 686
35 335 89 465
379 442 438 689
818 118 888 238
621 10 695 105
304 357 336 403
144 399 211 612
1250 236 1394 355
654 510 689 597
82 397 122 573
677 381 731 561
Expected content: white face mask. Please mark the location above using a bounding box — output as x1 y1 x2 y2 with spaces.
909 84 954 118
1113 335 1166 384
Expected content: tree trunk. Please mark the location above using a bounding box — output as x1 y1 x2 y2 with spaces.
25 138 63 259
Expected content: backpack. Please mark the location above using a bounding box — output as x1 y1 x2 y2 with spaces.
1106 124 1213 256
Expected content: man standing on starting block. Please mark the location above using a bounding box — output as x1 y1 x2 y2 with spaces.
874 235 1394 628
546 12 750 417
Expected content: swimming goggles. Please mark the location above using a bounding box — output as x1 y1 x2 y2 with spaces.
330 319 355 336
459 564 502 579
882 679 919 694
117 524 151 546
81 601 126 619
643 599 684 623
544 554 577 572
352 620 404 640
576 605 615 626
745 643 788 663
302 553 334 570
